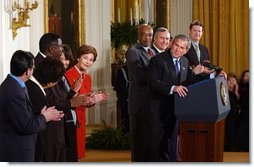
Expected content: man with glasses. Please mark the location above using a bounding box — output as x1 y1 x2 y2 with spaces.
33 33 68 161
34 33 63 67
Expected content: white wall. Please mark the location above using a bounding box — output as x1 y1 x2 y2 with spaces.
0 0 44 83
85 0 117 126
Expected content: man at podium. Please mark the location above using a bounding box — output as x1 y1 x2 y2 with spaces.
142 34 226 162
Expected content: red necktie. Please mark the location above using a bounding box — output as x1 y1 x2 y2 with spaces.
147 48 154 57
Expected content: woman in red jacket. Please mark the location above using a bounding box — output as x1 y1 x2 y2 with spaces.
64 44 97 160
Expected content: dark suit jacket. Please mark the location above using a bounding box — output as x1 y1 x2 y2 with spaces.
43 81 70 149
126 42 152 116
126 42 153 161
0 75 47 162
142 49 202 161
26 79 48 161
151 45 160 55
184 43 210 66
26 79 47 115
34 52 45 67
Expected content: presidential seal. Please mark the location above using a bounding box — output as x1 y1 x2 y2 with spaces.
220 81 228 106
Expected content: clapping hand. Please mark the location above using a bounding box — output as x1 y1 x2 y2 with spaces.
83 91 109 107
72 73 85 95
41 106 64 122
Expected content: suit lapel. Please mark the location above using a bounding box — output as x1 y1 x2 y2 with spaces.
179 58 188 83
135 43 151 66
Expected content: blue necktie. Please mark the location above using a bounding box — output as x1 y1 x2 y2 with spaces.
175 60 180 77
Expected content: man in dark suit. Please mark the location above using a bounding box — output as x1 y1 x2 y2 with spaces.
142 34 204 162
126 24 155 162
0 50 64 162
34 34 87 162
184 20 213 75
116 65 130 135
34 33 63 67
34 33 71 161
152 27 170 55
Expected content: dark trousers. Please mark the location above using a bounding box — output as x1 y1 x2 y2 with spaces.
129 113 144 162
142 120 178 162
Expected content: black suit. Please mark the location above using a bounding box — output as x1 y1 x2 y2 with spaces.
184 43 210 66
26 78 48 161
143 49 202 161
34 52 45 67
34 54 73 161
40 80 72 161
116 65 130 134
0 75 47 162
151 45 160 55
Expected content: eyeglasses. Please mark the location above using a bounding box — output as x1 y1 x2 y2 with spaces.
51 45 63 51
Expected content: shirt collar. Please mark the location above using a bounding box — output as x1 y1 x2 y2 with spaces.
9 74 26 89
191 41 199 46
39 52 47 58
153 45 164 53
30 76 46 95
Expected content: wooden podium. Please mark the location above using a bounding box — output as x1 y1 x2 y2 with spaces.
175 76 231 162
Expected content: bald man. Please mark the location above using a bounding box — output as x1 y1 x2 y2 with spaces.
126 24 155 162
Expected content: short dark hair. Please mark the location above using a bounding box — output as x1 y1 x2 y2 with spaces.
172 34 191 50
189 20 203 30
76 44 97 62
39 33 61 53
33 56 65 86
62 44 74 62
11 50 34 76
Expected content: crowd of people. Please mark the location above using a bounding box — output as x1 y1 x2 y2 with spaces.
0 33 109 162
115 20 249 162
0 19 249 162
225 70 249 152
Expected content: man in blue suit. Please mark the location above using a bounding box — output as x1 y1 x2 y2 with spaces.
0 50 64 162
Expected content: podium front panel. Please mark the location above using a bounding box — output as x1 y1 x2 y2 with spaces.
175 76 230 122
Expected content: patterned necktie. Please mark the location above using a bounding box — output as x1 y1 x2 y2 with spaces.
175 59 180 78
194 44 200 62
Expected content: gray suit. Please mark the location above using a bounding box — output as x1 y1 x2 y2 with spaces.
126 42 153 162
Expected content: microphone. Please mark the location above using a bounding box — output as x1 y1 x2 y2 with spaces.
202 60 223 75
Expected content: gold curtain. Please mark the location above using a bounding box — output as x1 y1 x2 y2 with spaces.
193 0 249 77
